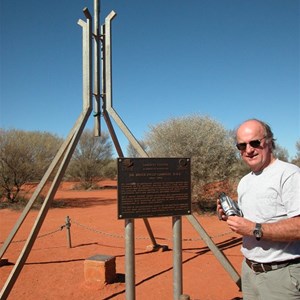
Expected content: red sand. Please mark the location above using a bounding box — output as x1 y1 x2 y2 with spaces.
0 181 243 299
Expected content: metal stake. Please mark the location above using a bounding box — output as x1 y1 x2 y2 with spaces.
65 216 72 248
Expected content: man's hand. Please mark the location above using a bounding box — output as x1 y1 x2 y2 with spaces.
226 216 254 236
217 198 254 236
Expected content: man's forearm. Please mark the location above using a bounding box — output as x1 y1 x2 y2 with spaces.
262 216 300 241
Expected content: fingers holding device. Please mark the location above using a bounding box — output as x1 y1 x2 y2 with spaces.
218 192 243 217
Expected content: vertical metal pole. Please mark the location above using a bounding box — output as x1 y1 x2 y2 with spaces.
104 11 116 109
100 23 105 111
125 218 135 300
65 216 72 248
82 8 92 110
173 216 183 300
93 0 101 136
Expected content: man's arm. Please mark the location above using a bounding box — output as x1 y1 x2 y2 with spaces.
226 215 300 242
261 216 300 241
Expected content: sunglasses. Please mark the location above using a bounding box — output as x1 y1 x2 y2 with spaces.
236 137 266 151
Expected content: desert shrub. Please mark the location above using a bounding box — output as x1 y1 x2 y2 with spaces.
102 160 117 179
65 129 114 189
126 140 147 157
143 115 238 212
0 129 63 203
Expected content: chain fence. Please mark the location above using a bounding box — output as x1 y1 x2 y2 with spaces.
72 218 234 242
1 216 235 246
0 225 66 244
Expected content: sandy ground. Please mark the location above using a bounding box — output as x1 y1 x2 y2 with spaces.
0 181 243 300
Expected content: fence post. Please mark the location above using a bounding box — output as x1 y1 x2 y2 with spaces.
66 216 72 248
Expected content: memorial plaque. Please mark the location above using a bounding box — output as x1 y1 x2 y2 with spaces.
117 157 191 219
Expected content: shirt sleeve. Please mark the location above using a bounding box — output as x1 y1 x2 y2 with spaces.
282 171 300 218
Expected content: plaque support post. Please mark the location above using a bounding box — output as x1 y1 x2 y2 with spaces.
125 218 135 300
173 216 183 299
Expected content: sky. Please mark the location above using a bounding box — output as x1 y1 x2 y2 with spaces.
0 0 299 158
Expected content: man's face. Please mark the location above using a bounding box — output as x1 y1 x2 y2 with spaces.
236 121 273 173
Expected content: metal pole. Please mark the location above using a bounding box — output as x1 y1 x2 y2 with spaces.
125 218 135 300
104 11 116 109
65 216 72 248
173 216 183 300
82 7 92 110
93 0 101 136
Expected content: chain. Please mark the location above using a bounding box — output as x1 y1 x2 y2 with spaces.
0 218 235 245
37 225 66 239
181 230 235 242
71 219 124 239
71 218 234 242
0 225 66 244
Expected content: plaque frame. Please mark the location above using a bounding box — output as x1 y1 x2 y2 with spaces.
117 157 191 219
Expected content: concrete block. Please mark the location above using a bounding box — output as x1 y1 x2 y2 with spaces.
84 254 116 286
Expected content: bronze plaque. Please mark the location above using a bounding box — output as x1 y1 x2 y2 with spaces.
117 158 191 219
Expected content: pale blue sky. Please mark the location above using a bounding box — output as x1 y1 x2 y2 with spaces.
0 0 299 158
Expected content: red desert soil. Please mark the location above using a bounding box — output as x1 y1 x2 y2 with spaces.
0 181 243 300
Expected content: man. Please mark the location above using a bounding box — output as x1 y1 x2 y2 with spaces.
217 119 300 300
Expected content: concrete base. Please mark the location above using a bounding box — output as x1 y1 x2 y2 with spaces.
146 244 169 252
84 254 116 286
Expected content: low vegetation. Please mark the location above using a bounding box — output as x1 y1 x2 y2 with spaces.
1 115 299 212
